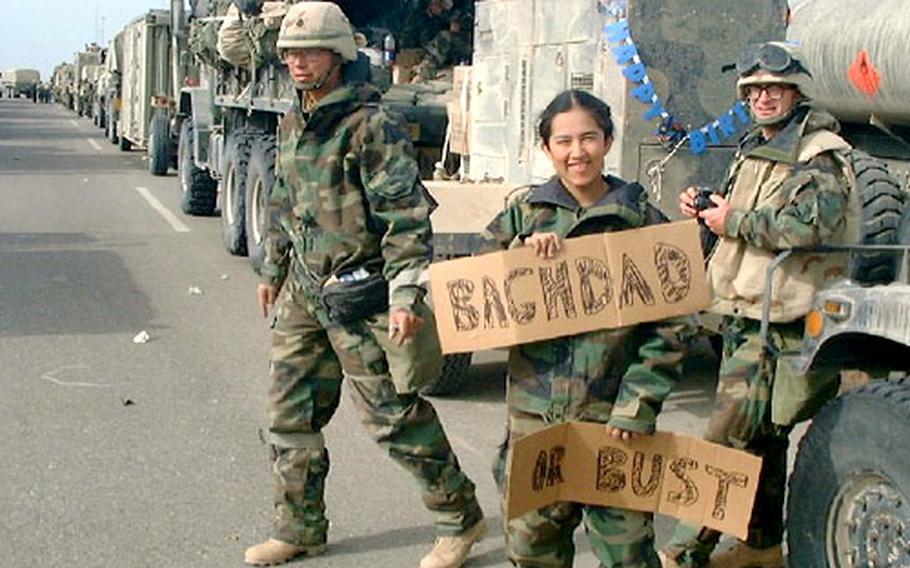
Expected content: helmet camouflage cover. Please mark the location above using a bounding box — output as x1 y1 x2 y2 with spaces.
736 41 813 100
277 1 358 62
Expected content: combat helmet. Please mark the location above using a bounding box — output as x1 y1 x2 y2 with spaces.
735 41 813 100
277 1 358 62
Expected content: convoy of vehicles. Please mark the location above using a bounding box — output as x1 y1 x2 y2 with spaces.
1 68 41 100
32 1 910 562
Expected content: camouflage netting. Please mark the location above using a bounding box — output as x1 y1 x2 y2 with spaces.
217 1 287 69
188 0 234 70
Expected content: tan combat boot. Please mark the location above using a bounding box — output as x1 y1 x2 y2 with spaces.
419 519 486 568
659 549 684 568
244 538 327 566
709 543 783 568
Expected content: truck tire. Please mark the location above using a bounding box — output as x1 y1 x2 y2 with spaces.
787 378 910 568
244 136 277 274
178 120 217 216
106 106 118 144
148 113 170 176
219 132 251 256
848 150 905 284
898 201 910 246
419 353 472 397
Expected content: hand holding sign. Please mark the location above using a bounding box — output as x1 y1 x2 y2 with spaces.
507 423 762 540
429 220 709 354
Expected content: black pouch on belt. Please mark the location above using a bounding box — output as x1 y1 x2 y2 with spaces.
320 271 389 324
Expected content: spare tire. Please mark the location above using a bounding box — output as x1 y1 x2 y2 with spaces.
787 378 910 568
148 113 170 176
178 120 217 216
848 150 904 284
898 199 910 246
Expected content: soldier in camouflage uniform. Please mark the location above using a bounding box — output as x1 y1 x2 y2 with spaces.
398 0 471 82
660 43 856 568
244 3 484 567
480 90 690 568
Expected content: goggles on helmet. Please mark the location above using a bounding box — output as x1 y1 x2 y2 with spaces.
736 43 812 78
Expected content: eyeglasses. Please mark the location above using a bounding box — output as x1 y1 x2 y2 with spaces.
284 49 328 63
745 84 790 101
736 43 812 77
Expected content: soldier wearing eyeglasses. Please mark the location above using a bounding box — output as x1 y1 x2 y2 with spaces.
660 42 856 568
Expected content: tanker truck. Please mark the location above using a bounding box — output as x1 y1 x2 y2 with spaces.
1 68 41 100
763 1 910 565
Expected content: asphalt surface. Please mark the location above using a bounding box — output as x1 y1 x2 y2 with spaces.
0 98 723 568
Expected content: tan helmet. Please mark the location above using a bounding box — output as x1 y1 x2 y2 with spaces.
735 41 813 100
277 1 358 62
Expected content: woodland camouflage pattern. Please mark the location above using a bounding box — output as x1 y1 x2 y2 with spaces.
662 106 850 567
259 81 482 545
480 176 691 567
260 83 436 314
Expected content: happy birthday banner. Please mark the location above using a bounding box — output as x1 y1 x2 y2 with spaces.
598 3 751 155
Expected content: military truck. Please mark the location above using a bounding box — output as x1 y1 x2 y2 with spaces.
51 63 75 110
176 0 456 262
73 45 103 117
1 68 41 100
768 0 910 564
172 0 789 394
96 32 126 144
116 9 180 176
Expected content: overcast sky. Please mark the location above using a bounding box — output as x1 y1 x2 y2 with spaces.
1 0 170 80
2 0 808 82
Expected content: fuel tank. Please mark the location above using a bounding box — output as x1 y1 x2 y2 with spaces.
787 0 910 126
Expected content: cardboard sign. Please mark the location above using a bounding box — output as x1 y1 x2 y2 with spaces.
507 423 762 540
429 220 709 354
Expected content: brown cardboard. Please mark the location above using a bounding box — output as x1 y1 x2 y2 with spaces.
447 102 470 155
506 423 762 540
429 220 709 354
449 65 472 154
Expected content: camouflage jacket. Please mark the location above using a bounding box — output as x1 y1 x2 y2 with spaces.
479 176 689 433
260 83 437 312
708 105 855 322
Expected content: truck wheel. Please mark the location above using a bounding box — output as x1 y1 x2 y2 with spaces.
219 131 251 256
849 150 905 284
148 113 170 176
244 136 277 274
787 378 910 568
419 353 472 397
178 120 217 216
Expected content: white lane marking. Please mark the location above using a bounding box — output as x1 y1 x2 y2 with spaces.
41 365 116 389
69 119 79 129
134 186 191 233
86 138 102 151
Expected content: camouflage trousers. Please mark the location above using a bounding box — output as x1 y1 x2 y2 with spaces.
662 316 838 567
494 410 660 568
265 280 482 546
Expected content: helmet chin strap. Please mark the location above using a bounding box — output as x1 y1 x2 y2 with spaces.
295 59 342 92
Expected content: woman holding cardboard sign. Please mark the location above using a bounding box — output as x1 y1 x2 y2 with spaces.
480 90 690 568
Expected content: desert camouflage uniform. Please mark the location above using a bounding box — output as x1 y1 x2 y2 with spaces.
662 106 853 567
480 176 691 568
259 81 482 546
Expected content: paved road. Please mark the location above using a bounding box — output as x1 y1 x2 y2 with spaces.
0 98 722 568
